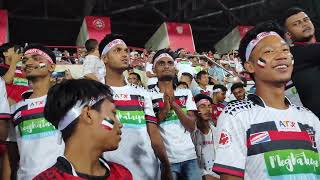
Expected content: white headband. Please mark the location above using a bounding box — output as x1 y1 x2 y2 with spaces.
153 53 174 68
101 39 127 55
24 48 54 64
245 31 281 61
213 88 222 93
196 99 211 107
58 95 106 130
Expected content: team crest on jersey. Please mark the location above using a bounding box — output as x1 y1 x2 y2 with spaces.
306 128 316 149
153 102 159 108
113 94 131 101
218 129 232 148
179 97 186 106
276 120 301 132
28 100 45 109
138 96 145 107
250 131 271 145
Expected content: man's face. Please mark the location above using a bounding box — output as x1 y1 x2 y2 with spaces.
92 99 122 151
102 44 129 71
180 75 192 87
232 87 246 100
154 57 175 80
128 74 139 85
246 35 293 84
215 91 226 103
22 54 55 80
198 74 209 86
179 49 186 57
285 12 315 42
197 100 212 121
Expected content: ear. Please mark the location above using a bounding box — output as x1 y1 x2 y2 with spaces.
244 61 255 74
285 31 292 40
80 106 94 125
102 54 108 65
48 64 56 73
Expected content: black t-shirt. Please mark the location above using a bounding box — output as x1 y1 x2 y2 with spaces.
290 42 320 117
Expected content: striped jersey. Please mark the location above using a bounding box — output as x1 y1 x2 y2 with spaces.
0 78 10 121
8 94 65 180
103 84 160 180
148 86 197 164
212 94 320 180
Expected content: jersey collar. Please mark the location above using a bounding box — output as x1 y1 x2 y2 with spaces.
247 94 291 108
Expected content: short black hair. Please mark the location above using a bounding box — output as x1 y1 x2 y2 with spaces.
281 7 305 26
231 82 245 92
177 81 189 88
129 72 141 82
181 72 193 81
44 79 113 141
85 39 98 53
24 44 56 64
194 94 213 104
212 84 227 92
196 70 208 80
99 34 126 56
0 43 20 53
152 48 175 64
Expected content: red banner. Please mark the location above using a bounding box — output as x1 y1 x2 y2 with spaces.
238 26 253 38
84 16 111 42
165 22 195 53
0 10 8 45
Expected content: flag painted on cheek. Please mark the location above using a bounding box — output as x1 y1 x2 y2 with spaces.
257 58 266 68
101 118 114 130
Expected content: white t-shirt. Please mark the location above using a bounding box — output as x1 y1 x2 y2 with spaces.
175 58 196 78
149 86 197 163
103 84 160 180
0 78 10 120
191 85 213 97
8 95 65 180
213 94 320 180
191 124 219 177
145 62 158 86
83 54 106 84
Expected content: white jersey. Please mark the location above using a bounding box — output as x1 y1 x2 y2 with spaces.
213 94 320 180
145 62 158 86
191 85 213 97
149 86 197 163
83 54 106 84
8 94 65 180
0 78 10 121
175 58 196 78
191 124 219 178
103 84 160 180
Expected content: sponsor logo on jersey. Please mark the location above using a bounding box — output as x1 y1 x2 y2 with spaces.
276 120 301 132
218 130 231 148
113 94 131 101
250 131 271 145
179 97 186 106
14 111 21 120
28 100 45 109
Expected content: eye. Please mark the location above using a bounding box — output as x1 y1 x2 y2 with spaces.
264 50 272 54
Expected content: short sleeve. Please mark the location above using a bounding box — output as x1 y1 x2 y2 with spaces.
143 91 158 124
82 56 96 76
212 111 247 177
186 90 197 111
145 63 153 72
0 78 10 121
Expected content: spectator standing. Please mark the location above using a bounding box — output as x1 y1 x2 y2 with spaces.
211 85 227 126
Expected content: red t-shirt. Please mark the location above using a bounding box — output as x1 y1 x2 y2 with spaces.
0 64 29 102
211 103 225 125
34 157 132 180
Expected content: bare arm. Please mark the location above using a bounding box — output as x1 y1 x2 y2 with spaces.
2 51 21 84
156 94 171 122
3 142 19 180
84 73 99 81
146 71 157 78
220 174 243 180
0 121 8 141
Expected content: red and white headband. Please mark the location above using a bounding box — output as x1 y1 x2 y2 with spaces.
153 53 174 68
24 48 54 64
196 99 211 107
101 39 127 55
213 88 222 93
245 31 281 61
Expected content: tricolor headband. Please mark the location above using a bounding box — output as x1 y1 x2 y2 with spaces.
213 88 222 93
196 99 211 107
101 39 127 55
245 31 281 61
153 53 174 68
58 95 107 130
24 48 54 64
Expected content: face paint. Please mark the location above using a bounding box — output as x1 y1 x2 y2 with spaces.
257 58 266 68
101 117 114 130
38 63 47 68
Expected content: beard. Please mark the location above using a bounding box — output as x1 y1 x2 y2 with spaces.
158 75 174 81
296 34 314 42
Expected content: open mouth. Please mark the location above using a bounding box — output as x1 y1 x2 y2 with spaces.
273 64 289 71
303 27 312 33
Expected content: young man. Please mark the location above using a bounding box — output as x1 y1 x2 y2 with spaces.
128 72 143 87
0 77 10 141
179 72 193 88
191 94 219 180
211 84 227 126
175 48 196 78
282 7 320 118
0 43 29 105
147 49 201 180
99 34 160 180
212 21 320 180
145 51 158 89
192 70 213 96
6 44 65 180
34 79 132 179
83 39 106 84
231 82 246 101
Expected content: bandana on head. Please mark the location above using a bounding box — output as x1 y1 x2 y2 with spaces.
24 48 54 64
101 39 127 55
245 31 281 61
153 53 174 68
196 99 211 107
212 88 222 93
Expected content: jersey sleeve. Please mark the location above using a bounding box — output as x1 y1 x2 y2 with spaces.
143 91 158 124
0 78 10 121
82 56 96 76
212 111 247 178
145 63 153 72
186 90 197 111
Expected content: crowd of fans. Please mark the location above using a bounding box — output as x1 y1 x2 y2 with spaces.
0 6 319 180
